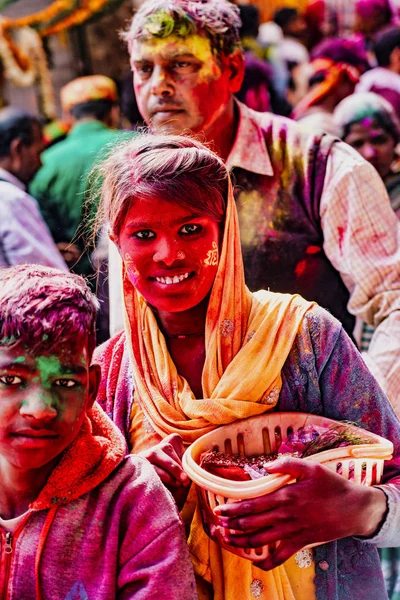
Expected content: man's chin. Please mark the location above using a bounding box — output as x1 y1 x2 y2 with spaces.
149 114 194 135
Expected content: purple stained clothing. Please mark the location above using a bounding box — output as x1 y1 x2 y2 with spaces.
0 455 197 599
94 304 400 600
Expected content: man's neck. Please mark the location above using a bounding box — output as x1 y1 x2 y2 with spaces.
203 98 239 162
0 457 58 519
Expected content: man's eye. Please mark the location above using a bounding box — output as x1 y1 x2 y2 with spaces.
54 379 78 388
135 65 152 75
134 230 156 239
0 375 23 385
180 224 202 235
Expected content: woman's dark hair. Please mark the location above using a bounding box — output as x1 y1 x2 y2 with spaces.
93 134 229 241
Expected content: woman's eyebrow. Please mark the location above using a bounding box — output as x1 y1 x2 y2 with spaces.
125 213 203 229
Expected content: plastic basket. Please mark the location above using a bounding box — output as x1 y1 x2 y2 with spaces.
182 412 393 561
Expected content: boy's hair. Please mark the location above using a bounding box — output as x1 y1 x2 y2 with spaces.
374 26 400 67
0 265 99 360
123 0 242 58
93 133 229 240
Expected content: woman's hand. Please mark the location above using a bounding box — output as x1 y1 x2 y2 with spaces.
139 434 191 511
213 457 387 571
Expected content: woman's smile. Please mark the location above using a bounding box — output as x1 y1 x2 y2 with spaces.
118 195 220 313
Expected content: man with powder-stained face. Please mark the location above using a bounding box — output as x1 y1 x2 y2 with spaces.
109 0 400 409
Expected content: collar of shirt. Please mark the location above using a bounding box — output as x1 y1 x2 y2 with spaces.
0 167 26 191
68 120 111 139
226 101 273 176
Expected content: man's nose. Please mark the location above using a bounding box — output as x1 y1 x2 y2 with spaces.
153 237 183 266
151 65 174 96
20 388 58 421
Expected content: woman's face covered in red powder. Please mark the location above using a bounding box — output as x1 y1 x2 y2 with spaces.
118 196 220 313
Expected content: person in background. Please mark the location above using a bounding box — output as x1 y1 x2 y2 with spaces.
0 264 196 599
273 7 309 69
357 26 400 120
292 38 370 134
333 90 400 600
30 75 127 279
110 0 400 409
354 0 397 52
0 108 66 270
236 4 292 116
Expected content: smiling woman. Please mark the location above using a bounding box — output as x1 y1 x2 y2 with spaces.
94 133 400 600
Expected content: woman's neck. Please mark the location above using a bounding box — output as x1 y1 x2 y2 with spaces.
154 296 209 337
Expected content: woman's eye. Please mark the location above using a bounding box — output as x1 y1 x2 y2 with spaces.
180 224 202 235
134 230 156 240
0 375 23 386
54 379 78 388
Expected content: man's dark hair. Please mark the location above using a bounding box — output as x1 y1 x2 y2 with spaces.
0 110 41 158
374 26 400 67
70 99 115 122
273 7 298 30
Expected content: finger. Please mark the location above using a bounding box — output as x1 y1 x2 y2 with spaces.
163 433 185 459
217 508 292 533
222 522 302 549
150 453 189 485
214 493 282 518
265 457 314 479
254 541 304 571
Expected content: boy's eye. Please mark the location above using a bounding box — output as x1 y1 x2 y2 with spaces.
54 379 78 388
134 230 156 240
0 375 23 386
180 224 202 235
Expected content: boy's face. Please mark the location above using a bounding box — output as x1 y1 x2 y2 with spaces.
0 342 100 472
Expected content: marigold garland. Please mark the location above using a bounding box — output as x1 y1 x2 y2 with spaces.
0 0 123 118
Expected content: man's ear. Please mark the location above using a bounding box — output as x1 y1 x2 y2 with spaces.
86 363 101 410
226 49 245 93
9 137 23 162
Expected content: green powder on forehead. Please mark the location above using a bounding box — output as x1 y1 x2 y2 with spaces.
14 356 26 363
145 10 193 38
36 355 62 388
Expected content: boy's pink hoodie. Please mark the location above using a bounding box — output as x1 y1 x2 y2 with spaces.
0 405 197 600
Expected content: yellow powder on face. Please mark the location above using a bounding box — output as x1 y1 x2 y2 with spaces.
132 35 222 82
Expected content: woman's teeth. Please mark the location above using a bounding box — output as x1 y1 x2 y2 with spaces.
155 272 190 285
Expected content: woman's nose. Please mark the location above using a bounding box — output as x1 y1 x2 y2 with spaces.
153 238 183 266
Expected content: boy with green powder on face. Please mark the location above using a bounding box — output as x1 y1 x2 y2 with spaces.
0 264 196 599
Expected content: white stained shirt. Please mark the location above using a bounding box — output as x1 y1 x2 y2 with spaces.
0 168 67 270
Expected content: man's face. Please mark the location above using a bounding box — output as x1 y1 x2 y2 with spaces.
131 34 235 136
18 123 44 183
0 342 99 474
